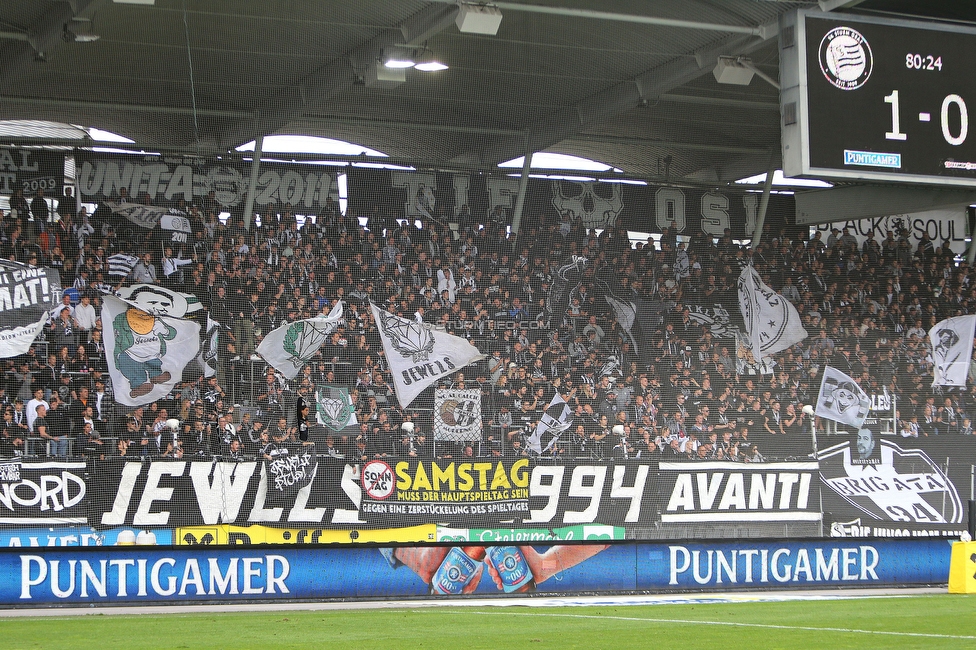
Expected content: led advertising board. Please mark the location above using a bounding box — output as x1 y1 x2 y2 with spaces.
780 10 976 186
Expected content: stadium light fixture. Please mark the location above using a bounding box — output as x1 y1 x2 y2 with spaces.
63 19 100 43
381 47 416 69
713 55 780 90
414 48 449 72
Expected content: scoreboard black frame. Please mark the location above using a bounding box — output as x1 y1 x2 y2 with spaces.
780 9 976 187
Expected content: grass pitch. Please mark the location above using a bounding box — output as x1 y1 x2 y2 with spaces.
2 594 975 649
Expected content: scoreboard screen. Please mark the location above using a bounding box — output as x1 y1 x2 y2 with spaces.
780 10 976 186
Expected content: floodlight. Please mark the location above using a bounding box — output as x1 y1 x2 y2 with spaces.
414 49 448 71
381 47 416 69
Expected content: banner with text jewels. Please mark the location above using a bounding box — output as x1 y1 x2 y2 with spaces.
1 432 973 547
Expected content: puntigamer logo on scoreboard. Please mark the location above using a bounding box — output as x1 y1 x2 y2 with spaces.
844 150 902 168
819 26 873 90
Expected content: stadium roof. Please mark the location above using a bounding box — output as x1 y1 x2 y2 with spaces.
1 1 974 186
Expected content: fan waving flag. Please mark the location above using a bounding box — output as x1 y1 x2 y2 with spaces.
815 365 871 429
930 314 976 386
0 261 62 358
102 292 201 406
257 301 344 380
737 265 807 362
370 302 484 409
527 393 573 455
108 253 139 278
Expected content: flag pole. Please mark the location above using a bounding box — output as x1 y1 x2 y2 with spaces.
802 404 819 460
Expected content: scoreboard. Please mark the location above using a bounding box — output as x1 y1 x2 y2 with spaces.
780 9 976 186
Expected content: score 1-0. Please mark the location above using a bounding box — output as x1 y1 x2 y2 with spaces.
884 89 968 146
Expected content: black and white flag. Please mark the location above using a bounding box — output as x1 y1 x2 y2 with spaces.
544 256 587 327
0 261 61 358
737 265 807 361
527 393 573 454
265 443 317 499
197 315 220 378
929 314 976 387
433 389 482 442
370 302 484 409
815 365 871 429
108 253 139 278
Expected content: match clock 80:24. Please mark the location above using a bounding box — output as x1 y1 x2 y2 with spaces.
780 10 976 187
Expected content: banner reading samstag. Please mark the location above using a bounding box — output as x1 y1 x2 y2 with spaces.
360 458 531 526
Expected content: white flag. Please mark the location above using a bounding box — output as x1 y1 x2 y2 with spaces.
737 265 807 361
930 314 976 386
102 293 201 406
816 365 871 429
527 393 573 454
315 384 358 432
370 302 484 409
256 301 344 380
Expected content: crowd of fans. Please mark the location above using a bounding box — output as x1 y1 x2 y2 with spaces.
1 184 974 466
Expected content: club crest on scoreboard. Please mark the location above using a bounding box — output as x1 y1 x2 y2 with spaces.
819 26 873 90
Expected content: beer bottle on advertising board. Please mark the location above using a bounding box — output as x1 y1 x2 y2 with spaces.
485 546 536 593
430 546 486 594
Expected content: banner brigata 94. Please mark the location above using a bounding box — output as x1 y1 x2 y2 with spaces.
780 10 976 186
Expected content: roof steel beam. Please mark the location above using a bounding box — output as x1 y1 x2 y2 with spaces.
216 3 459 149
424 0 773 36
477 28 776 165
0 0 106 86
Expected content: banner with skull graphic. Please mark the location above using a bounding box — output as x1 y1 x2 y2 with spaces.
346 168 795 237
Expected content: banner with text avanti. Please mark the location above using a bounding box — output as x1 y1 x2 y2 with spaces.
3 439 972 540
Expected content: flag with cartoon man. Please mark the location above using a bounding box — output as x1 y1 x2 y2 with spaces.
102 289 201 406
